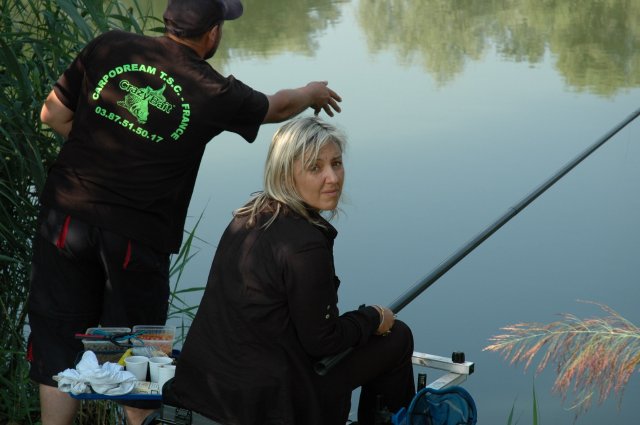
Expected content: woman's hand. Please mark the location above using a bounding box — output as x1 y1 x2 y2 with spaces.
373 305 395 336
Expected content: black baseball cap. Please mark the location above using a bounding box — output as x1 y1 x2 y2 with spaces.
164 0 243 37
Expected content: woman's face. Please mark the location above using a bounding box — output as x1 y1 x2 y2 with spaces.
293 141 344 211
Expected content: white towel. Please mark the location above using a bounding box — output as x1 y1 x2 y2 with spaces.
55 351 137 396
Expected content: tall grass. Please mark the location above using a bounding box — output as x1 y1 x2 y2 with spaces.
0 1 163 423
485 300 640 418
506 383 540 425
167 212 208 346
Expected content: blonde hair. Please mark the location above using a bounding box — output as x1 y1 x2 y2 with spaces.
235 116 347 228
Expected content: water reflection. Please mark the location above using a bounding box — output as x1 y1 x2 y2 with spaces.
356 0 640 95
222 0 348 58
139 0 349 68
139 0 639 95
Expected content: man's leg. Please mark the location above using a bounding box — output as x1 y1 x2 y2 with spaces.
124 406 156 425
100 231 171 425
28 309 97 425
28 211 105 424
40 386 156 425
40 384 79 425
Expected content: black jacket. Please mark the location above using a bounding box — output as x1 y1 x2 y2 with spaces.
172 210 380 424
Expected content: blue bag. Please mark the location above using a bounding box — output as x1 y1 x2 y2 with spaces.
391 386 477 425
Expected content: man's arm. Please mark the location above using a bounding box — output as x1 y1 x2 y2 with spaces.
40 90 74 139
263 81 342 124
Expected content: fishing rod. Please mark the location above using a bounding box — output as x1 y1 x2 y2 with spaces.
315 107 640 376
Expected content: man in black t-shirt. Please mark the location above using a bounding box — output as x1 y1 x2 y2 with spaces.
28 0 342 424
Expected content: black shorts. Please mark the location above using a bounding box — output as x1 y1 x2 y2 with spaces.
27 207 170 399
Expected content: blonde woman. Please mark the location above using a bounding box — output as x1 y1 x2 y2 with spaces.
170 117 415 425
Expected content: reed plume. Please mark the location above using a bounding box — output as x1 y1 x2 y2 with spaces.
484 300 640 415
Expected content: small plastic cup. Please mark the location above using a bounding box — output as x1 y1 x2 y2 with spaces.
149 356 173 383
124 355 149 381
157 364 176 391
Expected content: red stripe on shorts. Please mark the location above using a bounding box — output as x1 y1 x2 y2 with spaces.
123 240 132 269
55 215 71 249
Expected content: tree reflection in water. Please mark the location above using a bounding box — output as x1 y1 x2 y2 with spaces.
356 0 640 96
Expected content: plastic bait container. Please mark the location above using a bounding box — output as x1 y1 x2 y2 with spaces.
132 325 176 355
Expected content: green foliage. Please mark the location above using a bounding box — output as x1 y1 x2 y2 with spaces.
167 211 208 346
532 382 539 425
506 401 516 425
0 0 160 423
75 400 125 425
506 382 540 425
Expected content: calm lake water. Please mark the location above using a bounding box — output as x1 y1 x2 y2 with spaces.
144 0 640 423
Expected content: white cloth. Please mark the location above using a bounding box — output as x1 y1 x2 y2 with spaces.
56 351 137 395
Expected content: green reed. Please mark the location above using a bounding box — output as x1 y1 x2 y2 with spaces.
506 382 540 425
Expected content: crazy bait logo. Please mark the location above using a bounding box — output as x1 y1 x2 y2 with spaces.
92 63 191 142
117 81 172 124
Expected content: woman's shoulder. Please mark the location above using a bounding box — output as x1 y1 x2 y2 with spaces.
227 210 312 237
229 207 336 248
267 212 336 250
265 210 318 234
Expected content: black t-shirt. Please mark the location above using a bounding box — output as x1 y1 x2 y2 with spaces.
41 30 269 252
